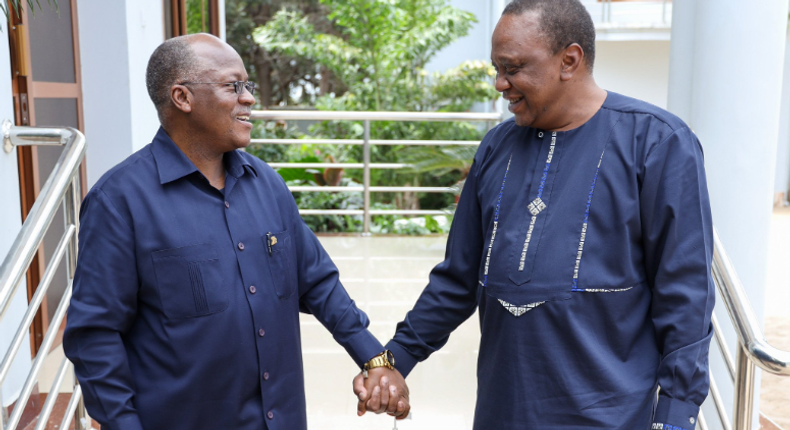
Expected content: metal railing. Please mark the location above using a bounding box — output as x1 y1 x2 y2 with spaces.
250 110 501 234
708 228 790 430
592 0 671 27
0 120 89 430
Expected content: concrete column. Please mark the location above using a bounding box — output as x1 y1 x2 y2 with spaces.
668 1 788 429
78 0 164 188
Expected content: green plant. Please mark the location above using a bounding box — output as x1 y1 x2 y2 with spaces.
1 0 58 22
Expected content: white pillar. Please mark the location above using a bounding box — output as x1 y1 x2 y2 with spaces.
78 0 163 188
774 28 790 205
668 1 788 429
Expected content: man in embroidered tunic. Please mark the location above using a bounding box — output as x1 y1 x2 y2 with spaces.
355 1 713 429
64 34 408 430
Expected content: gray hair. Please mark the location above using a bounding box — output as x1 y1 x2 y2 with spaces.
503 0 597 73
145 35 201 120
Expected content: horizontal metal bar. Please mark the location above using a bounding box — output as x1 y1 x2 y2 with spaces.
0 224 75 386
296 209 449 216
269 162 409 169
0 126 85 325
7 282 72 430
288 186 453 193
370 210 448 216
712 228 790 376
251 110 501 122
3 119 75 151
299 209 364 216
251 138 481 147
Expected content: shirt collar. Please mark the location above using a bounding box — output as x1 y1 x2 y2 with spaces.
151 127 257 184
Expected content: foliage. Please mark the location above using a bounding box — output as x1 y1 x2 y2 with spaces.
250 0 498 233
1 0 58 23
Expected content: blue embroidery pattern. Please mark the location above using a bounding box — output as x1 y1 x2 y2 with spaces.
652 423 689 430
482 154 513 288
571 148 606 292
518 132 556 271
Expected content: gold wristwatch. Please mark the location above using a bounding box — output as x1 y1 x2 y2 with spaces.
362 350 395 378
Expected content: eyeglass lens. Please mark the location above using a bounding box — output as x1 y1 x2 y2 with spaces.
234 81 256 95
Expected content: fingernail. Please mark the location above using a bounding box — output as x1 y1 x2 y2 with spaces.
358 392 365 400
357 411 364 416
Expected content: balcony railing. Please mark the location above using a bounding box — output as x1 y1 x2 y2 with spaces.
249 110 501 234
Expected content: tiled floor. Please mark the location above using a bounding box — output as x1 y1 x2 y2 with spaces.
24 210 790 429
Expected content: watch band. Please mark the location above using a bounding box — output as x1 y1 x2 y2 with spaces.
362 350 395 377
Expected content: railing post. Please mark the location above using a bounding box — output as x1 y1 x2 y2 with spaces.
733 346 756 430
363 120 371 235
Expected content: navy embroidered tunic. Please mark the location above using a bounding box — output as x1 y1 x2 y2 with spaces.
64 128 383 430
385 92 714 430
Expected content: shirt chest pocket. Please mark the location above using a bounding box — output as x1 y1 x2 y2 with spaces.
151 244 229 319
263 230 297 299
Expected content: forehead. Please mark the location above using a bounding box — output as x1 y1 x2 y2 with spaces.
191 41 247 79
491 11 551 61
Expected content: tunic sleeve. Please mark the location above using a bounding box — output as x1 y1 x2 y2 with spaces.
63 190 145 430
640 126 715 429
385 145 486 377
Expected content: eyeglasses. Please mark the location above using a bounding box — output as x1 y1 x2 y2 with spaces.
180 81 256 95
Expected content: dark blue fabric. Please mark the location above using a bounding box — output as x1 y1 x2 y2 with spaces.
385 92 714 429
64 127 383 430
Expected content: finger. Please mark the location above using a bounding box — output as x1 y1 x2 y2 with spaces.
385 384 400 414
353 373 367 400
396 399 411 420
366 385 382 413
378 377 390 413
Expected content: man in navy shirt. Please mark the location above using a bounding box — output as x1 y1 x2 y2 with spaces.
64 34 408 430
356 1 714 429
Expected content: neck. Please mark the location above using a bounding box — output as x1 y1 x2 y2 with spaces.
168 126 226 189
550 79 607 132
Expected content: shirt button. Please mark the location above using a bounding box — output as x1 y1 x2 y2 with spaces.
267 411 274 420
249 285 257 294
263 372 270 380
538 131 544 138
224 201 230 208
258 328 265 337
689 417 695 424
238 242 245 250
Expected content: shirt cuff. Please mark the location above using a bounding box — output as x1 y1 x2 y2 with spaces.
342 329 385 368
105 413 144 430
652 395 700 430
385 340 420 378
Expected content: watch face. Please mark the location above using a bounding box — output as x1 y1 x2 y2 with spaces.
386 350 395 366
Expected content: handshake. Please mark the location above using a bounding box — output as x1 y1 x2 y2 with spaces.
352 351 411 420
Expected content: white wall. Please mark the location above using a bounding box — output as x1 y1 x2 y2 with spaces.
78 0 163 188
595 41 670 109
0 19 34 407
774 29 790 199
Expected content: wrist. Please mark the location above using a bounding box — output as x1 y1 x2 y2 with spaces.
362 350 395 377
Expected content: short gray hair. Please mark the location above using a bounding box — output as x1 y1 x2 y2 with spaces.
145 35 201 118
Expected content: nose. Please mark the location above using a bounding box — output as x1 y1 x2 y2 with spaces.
494 73 510 92
239 87 255 106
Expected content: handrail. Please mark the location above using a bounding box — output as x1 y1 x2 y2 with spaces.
0 121 89 430
712 228 790 376
250 110 501 122
711 228 790 429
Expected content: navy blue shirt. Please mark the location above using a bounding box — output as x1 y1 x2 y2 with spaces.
64 128 383 430
386 92 714 430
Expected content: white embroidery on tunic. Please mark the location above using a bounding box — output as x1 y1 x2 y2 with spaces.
498 299 545 317
572 147 607 292
518 132 556 271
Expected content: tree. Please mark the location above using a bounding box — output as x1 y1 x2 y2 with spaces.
225 0 346 108
252 0 499 231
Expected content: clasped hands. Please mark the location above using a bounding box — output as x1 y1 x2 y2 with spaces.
353 367 410 419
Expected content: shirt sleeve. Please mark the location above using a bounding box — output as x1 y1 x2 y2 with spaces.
640 126 715 429
285 182 384 367
62 190 145 430
384 150 485 377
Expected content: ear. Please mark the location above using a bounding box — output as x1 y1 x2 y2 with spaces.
170 84 193 114
560 43 584 81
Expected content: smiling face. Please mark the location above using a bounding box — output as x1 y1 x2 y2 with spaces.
185 38 255 153
491 11 568 129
